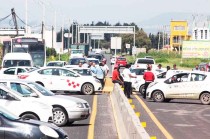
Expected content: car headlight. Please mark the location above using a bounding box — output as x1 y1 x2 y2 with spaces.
39 125 59 138
77 102 84 108
95 79 101 83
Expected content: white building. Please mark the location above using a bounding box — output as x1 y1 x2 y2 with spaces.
192 20 210 40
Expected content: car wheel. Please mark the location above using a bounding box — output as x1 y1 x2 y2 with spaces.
21 113 39 120
53 107 68 126
200 93 210 105
139 84 145 95
81 83 94 95
152 90 165 102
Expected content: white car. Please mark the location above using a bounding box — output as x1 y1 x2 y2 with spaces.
134 58 156 68
18 67 102 95
111 56 118 65
146 71 210 105
0 84 53 122
0 66 34 79
87 58 100 65
0 79 91 126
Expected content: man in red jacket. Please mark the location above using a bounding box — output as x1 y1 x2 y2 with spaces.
143 66 155 99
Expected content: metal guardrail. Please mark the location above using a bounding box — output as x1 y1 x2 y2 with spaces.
110 84 150 139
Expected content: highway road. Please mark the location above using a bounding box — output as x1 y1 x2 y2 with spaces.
57 53 210 139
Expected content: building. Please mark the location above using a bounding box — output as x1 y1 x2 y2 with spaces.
170 21 191 50
192 20 210 40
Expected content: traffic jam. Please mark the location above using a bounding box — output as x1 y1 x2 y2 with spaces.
0 40 110 138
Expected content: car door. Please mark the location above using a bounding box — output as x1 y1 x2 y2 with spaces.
37 68 53 89
58 69 81 91
189 73 207 99
167 73 190 98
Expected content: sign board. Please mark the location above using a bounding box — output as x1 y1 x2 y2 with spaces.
182 41 210 58
64 33 72 38
126 43 130 48
90 33 104 40
111 37 122 49
132 46 137 54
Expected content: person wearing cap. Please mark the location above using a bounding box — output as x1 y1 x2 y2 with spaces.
122 64 137 98
143 66 155 99
112 65 123 86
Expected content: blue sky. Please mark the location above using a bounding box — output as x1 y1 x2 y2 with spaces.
0 0 210 32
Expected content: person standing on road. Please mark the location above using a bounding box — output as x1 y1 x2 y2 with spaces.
90 62 97 76
143 66 155 99
172 64 178 70
112 65 124 86
95 63 106 89
102 61 109 77
122 64 137 98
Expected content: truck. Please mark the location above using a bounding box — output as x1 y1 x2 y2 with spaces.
70 44 89 57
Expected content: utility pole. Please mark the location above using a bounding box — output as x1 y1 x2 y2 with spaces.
158 31 161 51
162 25 165 49
68 19 71 54
52 26 54 48
41 21 44 40
11 8 18 36
25 0 28 34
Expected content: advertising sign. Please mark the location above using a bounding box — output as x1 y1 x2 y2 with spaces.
111 37 122 49
91 33 104 40
182 41 210 58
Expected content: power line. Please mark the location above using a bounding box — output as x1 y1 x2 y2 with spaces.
0 13 11 22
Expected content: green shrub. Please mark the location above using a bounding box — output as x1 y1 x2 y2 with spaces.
156 58 169 63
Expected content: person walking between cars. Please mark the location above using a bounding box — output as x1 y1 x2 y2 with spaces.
112 65 124 86
143 66 155 99
122 64 136 98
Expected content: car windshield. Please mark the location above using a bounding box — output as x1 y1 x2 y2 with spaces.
0 107 19 120
28 82 55 96
72 69 92 76
88 60 99 65
69 58 86 65
137 59 154 64
47 62 63 67
3 60 31 68
88 55 102 61
130 68 146 75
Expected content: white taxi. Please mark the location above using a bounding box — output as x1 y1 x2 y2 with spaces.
0 79 90 126
0 84 53 122
146 71 210 105
18 67 102 95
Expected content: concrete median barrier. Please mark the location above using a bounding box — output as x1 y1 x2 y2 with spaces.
110 83 150 139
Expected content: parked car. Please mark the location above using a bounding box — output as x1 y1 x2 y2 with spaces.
0 84 53 122
0 66 34 79
87 54 106 63
134 58 156 68
0 106 68 139
18 67 102 95
0 79 91 126
147 71 210 105
115 57 127 67
87 58 100 65
46 61 67 67
110 56 118 65
66 57 88 68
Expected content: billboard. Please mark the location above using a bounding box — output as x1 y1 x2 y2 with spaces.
182 41 210 58
111 37 122 49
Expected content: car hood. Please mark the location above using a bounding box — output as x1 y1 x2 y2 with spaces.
55 95 88 103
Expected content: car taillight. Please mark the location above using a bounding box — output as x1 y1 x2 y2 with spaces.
18 75 29 79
